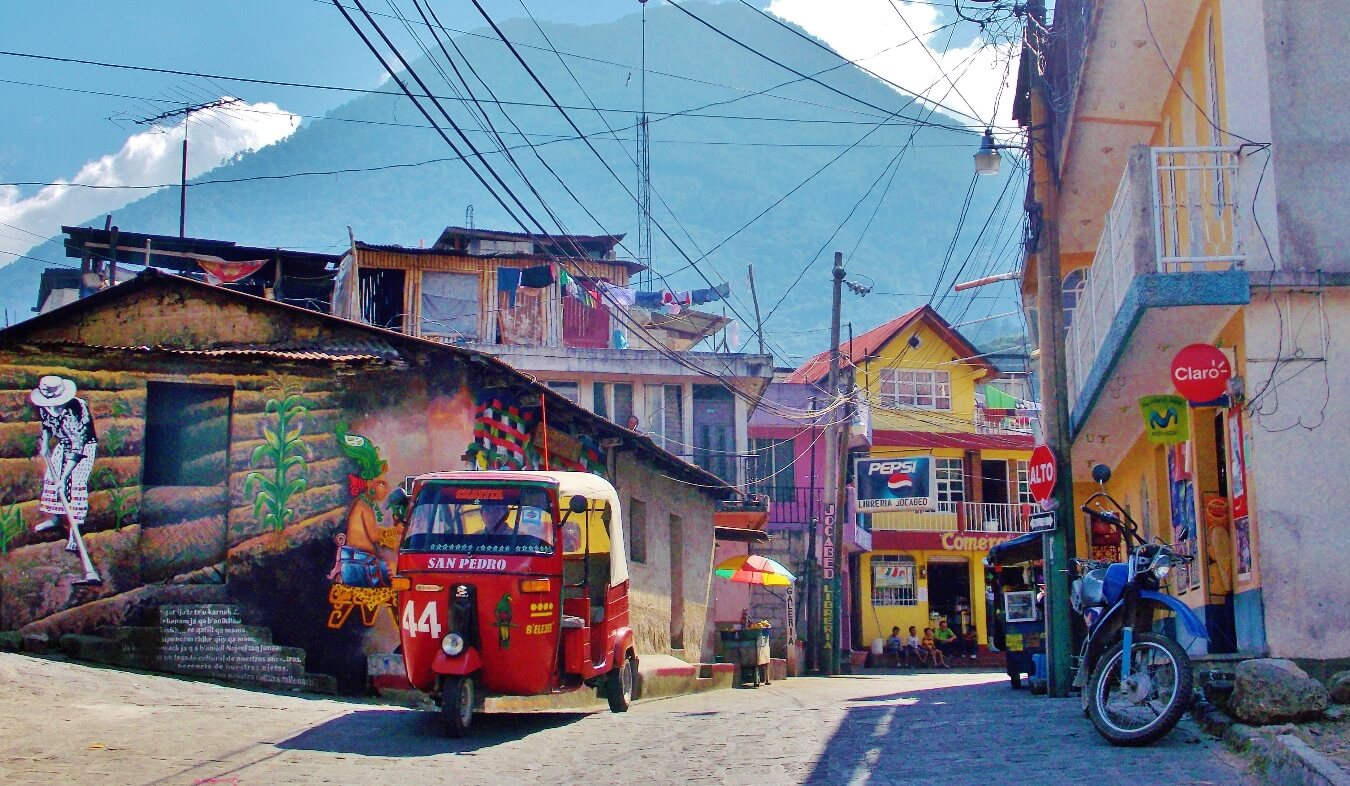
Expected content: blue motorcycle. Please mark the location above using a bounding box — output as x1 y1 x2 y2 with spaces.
1072 464 1208 746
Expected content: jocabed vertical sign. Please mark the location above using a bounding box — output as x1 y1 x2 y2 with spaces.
820 503 836 666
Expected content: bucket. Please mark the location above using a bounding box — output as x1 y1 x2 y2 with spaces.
870 638 884 656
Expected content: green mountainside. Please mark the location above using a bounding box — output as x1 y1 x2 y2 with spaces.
1 2 1023 359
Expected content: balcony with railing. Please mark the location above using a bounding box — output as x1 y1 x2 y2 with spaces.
755 485 821 526
869 502 1032 534
1064 145 1247 404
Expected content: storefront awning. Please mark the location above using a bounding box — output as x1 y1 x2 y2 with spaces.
985 530 1044 566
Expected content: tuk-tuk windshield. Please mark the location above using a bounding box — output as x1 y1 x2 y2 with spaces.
403 483 555 555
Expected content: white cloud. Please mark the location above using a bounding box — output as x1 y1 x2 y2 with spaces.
0 99 300 266
765 0 1018 131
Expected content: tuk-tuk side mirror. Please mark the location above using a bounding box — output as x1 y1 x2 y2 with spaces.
1091 463 1112 485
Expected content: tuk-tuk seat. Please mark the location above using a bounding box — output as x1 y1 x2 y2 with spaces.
561 614 586 629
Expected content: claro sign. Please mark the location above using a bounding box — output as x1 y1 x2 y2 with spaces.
1170 344 1232 403
856 456 934 511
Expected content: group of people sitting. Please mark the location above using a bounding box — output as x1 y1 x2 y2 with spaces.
883 620 978 668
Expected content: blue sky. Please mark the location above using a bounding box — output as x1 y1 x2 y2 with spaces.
0 0 654 184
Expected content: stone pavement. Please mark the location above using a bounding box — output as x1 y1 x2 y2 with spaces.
0 654 1253 786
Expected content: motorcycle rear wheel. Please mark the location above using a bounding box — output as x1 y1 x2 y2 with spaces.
1086 631 1192 747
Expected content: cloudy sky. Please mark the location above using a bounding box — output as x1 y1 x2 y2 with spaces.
0 0 1016 266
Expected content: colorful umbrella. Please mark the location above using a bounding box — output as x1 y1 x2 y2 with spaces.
714 554 796 586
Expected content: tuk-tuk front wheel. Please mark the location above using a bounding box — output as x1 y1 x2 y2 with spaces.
441 676 474 737
607 653 635 713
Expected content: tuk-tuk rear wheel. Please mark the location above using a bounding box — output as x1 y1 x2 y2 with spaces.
440 676 474 738
607 654 635 713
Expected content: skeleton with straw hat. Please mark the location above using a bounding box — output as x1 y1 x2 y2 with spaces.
30 375 102 586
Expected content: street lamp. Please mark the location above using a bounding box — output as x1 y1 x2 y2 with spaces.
974 128 1016 176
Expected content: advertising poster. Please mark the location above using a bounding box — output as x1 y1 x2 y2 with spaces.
855 456 934 511
873 563 913 589
1139 394 1190 445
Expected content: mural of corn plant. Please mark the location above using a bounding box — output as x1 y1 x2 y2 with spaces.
0 503 22 555
243 377 313 532
92 466 138 531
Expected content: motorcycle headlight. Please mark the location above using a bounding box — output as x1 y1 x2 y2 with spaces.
441 632 465 656
1151 561 1172 583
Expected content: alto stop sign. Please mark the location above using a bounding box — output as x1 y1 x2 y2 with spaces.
1171 343 1232 403
1028 444 1057 504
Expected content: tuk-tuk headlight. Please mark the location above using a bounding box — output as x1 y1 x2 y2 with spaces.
441 632 465 656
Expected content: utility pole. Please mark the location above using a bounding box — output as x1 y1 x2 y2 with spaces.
820 252 846 675
132 98 239 238
1023 0 1077 698
747 264 766 355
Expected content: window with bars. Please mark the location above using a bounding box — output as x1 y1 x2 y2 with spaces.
935 458 965 512
879 369 951 410
1015 460 1035 505
871 555 918 606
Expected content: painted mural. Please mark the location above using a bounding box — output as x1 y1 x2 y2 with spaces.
326 424 404 629
31 376 101 586
243 377 312 532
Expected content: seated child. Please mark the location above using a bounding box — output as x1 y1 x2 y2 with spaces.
922 627 949 668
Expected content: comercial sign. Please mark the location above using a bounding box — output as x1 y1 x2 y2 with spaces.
1171 344 1232 403
855 456 934 511
1139 394 1190 444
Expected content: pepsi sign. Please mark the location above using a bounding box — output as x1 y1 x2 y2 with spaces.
856 456 935 511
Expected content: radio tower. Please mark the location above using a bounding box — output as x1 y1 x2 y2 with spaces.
636 0 653 287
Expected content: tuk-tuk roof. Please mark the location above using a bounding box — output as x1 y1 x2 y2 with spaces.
985 529 1044 567
413 471 627 587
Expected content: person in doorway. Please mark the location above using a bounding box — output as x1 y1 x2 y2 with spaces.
31 376 101 586
921 627 948 667
934 619 960 659
625 415 641 432
961 625 979 659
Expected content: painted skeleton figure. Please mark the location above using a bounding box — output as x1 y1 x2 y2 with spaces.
30 375 101 586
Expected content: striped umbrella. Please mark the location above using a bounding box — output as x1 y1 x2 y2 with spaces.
714 554 796 586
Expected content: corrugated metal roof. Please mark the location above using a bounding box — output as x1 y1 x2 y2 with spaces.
43 342 396 363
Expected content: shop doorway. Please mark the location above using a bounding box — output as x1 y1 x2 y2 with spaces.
1205 411 1238 653
927 559 972 632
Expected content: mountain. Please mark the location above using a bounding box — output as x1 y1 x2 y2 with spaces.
1 2 1024 358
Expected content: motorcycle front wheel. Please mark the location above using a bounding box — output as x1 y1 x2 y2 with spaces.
1086 631 1192 746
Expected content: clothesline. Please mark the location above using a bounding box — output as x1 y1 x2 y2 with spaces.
494 262 732 315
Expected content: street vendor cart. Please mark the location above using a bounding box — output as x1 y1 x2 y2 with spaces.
985 530 1047 691
720 628 771 687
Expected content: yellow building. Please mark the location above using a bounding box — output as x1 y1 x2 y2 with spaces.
790 306 1037 652
1016 0 1350 664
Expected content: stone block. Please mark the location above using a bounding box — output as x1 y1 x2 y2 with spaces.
1228 658 1330 725
1328 670 1350 705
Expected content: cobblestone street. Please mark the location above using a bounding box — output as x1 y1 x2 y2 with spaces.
0 654 1251 785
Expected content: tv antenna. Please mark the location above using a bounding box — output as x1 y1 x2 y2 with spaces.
132 97 240 238
636 0 653 287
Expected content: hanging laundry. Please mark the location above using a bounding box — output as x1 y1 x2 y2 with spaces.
663 302 682 315
661 290 692 307
598 282 636 307
690 282 731 305
573 285 596 308
497 267 523 308
520 263 555 288
196 257 267 285
634 290 664 308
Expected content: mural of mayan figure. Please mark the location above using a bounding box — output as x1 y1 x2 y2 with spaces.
331 424 394 588
30 375 102 586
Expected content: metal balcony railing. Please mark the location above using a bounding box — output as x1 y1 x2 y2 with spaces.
1065 146 1245 402
749 486 822 526
869 502 1032 533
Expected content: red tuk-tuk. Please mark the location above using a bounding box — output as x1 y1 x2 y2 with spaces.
392 471 637 736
